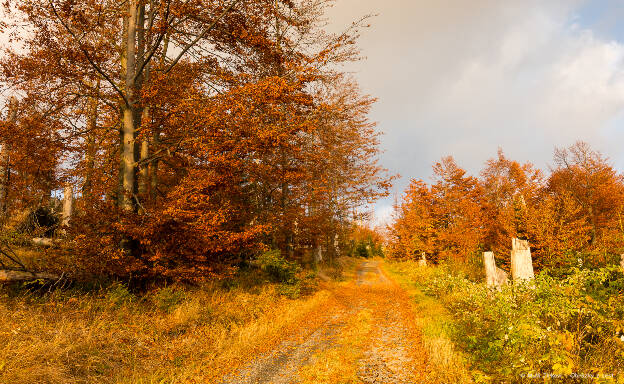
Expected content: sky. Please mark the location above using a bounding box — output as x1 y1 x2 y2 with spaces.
3 1 624 226
325 0 624 225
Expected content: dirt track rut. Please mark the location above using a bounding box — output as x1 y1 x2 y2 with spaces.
221 260 429 384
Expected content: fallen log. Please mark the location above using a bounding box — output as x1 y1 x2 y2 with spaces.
0 270 59 282
32 237 54 247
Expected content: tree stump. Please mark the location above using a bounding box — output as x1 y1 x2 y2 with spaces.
61 184 73 230
483 251 508 288
418 252 427 267
511 238 534 281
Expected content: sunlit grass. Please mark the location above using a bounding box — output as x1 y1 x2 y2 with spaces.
385 261 475 383
0 266 349 383
298 308 374 384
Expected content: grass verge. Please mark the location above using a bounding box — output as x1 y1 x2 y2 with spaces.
384 261 476 383
0 258 358 383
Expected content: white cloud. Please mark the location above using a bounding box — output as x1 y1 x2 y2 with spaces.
326 0 624 216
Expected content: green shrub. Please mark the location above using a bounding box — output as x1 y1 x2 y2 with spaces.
106 282 134 307
355 241 370 258
152 286 186 313
277 282 301 299
256 250 300 284
396 261 624 382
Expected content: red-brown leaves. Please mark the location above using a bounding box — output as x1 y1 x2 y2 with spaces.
1 0 391 282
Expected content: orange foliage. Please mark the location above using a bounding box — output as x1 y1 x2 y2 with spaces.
0 0 392 281
389 143 624 270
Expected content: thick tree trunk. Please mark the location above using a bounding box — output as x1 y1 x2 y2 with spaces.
120 1 138 212
314 246 323 264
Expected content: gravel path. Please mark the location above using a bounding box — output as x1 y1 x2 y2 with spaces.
221 260 429 384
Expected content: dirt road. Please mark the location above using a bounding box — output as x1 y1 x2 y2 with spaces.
221 260 430 384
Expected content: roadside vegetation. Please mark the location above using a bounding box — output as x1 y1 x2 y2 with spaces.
385 263 475 384
388 261 624 383
385 142 624 382
0 1 395 381
0 252 358 383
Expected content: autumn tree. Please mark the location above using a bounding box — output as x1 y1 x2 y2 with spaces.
387 179 434 260
389 144 624 271
429 157 483 263
549 141 624 264
388 157 482 264
1 0 391 280
479 150 543 266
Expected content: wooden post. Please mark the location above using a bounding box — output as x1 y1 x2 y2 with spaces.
620 254 624 272
511 238 534 281
484 251 508 288
62 184 73 229
418 252 427 267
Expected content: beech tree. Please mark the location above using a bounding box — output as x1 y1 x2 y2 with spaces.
1 0 392 280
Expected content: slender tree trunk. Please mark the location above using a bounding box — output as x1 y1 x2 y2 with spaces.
83 81 100 197
281 174 293 258
150 33 169 201
138 139 149 196
61 184 73 231
588 205 597 245
0 97 17 216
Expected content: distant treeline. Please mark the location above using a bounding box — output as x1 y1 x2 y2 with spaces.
388 142 624 271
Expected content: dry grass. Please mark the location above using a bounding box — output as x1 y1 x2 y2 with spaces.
298 308 374 383
0 261 355 383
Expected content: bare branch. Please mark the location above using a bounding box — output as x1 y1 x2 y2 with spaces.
164 0 243 73
134 0 172 82
47 0 129 106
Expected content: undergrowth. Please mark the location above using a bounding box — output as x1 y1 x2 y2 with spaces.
389 261 624 383
0 255 354 383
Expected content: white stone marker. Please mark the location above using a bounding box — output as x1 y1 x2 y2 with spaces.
483 251 508 288
510 238 534 281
